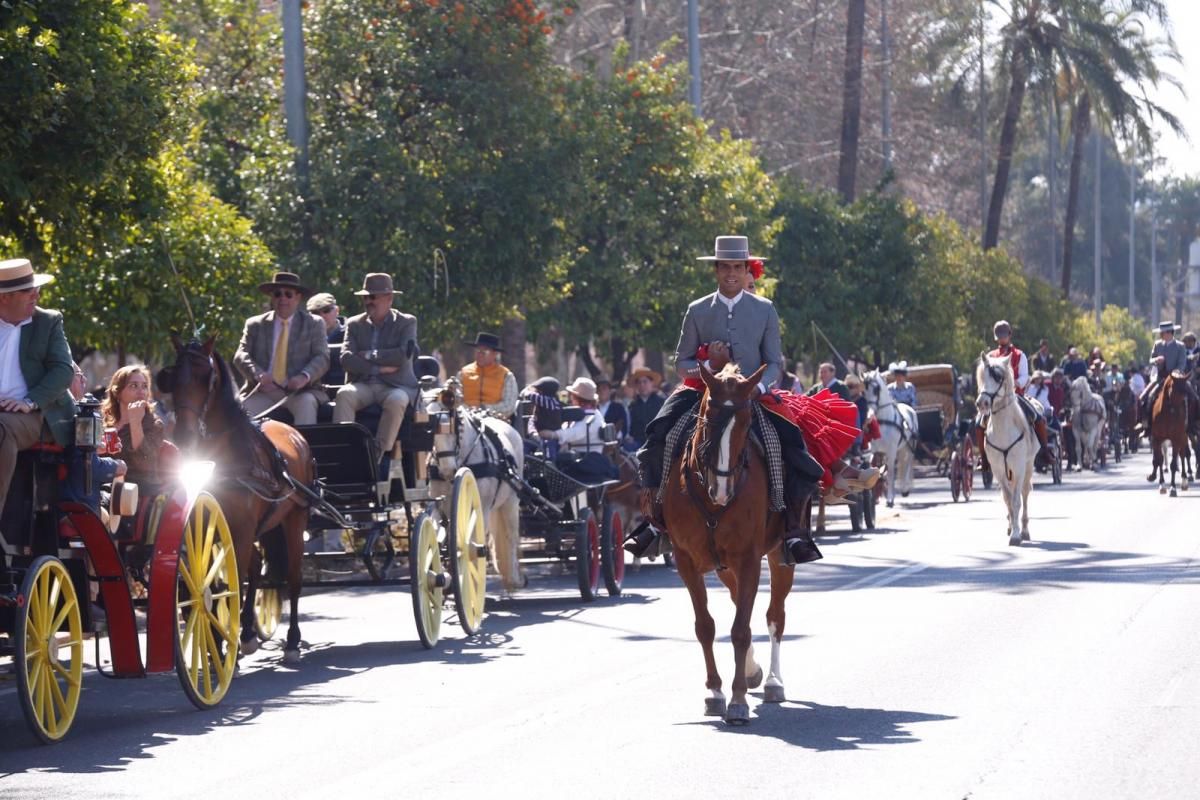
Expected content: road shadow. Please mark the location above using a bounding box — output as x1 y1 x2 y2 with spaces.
678 699 955 751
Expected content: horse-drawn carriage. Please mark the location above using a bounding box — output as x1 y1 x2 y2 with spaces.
1 397 239 744
906 364 975 502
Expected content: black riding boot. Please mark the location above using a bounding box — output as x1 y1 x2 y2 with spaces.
781 474 822 565
625 440 665 557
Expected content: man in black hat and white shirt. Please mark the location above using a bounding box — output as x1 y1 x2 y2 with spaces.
234 271 330 425
334 273 419 458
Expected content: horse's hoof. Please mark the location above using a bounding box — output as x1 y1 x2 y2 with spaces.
886 501 894 508
747 666 764 690
725 703 751 725
1170 489 1178 498
282 648 301 665
763 684 786 703
1009 535 1022 547
704 697 727 717
240 637 260 656
901 491 909 498
1160 486 1167 495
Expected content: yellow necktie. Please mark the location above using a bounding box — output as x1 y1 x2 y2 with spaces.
272 318 289 384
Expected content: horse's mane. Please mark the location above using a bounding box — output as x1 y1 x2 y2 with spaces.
715 363 743 380
208 347 265 466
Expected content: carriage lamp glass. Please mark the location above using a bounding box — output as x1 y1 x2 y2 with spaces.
73 397 104 449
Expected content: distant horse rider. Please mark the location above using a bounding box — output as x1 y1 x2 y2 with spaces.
1136 321 1198 438
976 320 1051 470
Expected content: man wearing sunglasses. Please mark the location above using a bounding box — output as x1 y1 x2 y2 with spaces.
234 271 330 425
306 292 345 386
333 273 419 460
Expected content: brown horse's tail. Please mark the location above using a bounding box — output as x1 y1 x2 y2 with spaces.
261 525 288 581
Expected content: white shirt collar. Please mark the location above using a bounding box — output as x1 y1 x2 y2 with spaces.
0 316 32 330
716 291 744 311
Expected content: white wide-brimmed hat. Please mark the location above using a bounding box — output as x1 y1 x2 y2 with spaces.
565 376 597 402
888 360 909 374
0 258 54 294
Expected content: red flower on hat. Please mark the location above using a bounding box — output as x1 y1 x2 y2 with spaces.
748 259 764 280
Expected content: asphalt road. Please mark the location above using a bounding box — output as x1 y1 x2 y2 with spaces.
3 448 1199 799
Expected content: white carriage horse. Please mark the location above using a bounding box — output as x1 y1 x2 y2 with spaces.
425 383 526 593
1067 376 1105 471
976 353 1039 546
863 371 918 507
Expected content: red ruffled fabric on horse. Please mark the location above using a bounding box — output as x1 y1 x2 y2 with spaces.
761 389 861 484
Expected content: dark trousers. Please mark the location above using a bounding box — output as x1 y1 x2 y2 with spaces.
635 388 823 489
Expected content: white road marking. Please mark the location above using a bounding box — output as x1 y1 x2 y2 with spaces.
835 561 930 592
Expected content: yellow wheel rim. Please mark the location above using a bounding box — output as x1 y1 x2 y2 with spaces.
176 493 241 708
17 557 83 743
453 470 487 634
254 587 281 641
410 514 443 648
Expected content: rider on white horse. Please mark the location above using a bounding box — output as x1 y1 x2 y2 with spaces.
974 320 1052 470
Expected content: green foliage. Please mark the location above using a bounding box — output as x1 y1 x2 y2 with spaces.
0 0 190 250
1067 305 1154 368
528 53 778 376
40 146 276 363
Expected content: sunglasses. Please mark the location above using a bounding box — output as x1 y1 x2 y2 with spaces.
273 290 297 299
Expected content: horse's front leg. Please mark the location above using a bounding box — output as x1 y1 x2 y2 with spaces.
726 559 760 725
282 515 306 664
1007 478 1023 546
763 547 794 703
717 570 762 691
1020 461 1032 542
673 547 724 717
885 447 898 507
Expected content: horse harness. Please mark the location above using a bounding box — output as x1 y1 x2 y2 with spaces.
681 402 754 572
980 370 1029 481
873 391 916 451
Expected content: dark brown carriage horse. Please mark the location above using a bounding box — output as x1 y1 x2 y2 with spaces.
165 336 315 662
1148 373 1193 496
662 364 804 725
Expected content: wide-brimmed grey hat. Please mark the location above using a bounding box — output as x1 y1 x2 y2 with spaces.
258 271 310 295
354 273 400 296
697 235 767 262
1155 320 1176 334
0 258 54 294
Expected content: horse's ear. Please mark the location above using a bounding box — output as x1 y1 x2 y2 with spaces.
699 361 717 390
747 364 768 390
202 336 216 356
155 367 176 395
170 332 184 353
979 349 989 363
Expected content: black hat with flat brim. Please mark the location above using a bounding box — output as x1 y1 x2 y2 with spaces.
464 332 503 352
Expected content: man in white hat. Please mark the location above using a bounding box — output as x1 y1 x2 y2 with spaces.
234 271 330 425
334 273 420 459
0 258 77 518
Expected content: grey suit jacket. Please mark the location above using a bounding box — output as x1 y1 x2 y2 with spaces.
234 310 330 391
674 291 783 390
1152 338 1188 375
341 309 419 399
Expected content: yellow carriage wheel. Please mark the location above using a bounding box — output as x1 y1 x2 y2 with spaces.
450 468 487 635
16 556 83 744
175 492 241 710
408 513 444 649
253 586 281 642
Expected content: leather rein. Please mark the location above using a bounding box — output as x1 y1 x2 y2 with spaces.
682 400 753 571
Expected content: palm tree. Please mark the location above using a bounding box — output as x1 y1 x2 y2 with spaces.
1057 2 1183 297
837 0 868 203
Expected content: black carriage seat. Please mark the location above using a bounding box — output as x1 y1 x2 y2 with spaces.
915 407 946 448
294 422 381 506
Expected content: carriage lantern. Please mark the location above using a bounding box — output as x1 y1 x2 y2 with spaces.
73 394 104 451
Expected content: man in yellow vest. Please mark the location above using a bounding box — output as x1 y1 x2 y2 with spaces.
457 332 518 418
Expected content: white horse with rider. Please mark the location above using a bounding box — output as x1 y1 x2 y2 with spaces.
863 370 918 507
1067 375 1105 470
976 353 1039 546
424 380 526 594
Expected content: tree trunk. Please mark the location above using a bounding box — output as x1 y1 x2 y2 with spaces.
500 316 526 386
576 343 603 379
622 0 644 62
983 42 1030 250
836 0 867 203
1061 93 1091 298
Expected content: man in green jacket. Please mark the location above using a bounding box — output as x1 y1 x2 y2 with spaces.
0 258 75 517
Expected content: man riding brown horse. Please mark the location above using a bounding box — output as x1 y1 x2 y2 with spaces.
626 236 873 566
1136 321 1198 439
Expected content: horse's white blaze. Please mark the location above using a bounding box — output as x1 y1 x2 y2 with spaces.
712 415 735 505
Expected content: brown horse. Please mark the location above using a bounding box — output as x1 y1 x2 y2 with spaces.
1148 373 1193 496
662 363 798 725
166 336 315 663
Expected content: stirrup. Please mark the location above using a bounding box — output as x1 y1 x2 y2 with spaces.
623 519 663 558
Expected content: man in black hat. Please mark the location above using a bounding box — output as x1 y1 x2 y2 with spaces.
456 332 518 418
234 271 329 425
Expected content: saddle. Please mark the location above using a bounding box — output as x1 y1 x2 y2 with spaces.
658 399 786 511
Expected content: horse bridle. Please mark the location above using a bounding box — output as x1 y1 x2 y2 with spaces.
174 349 220 437
978 363 1013 415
